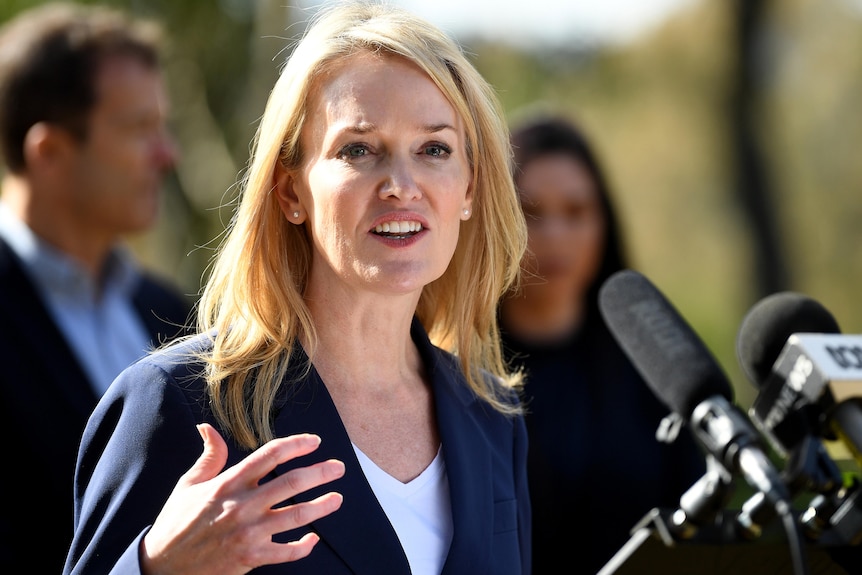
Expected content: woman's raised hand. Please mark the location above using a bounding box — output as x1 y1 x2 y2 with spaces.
141 423 345 575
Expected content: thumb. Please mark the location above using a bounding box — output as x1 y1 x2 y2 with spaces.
180 423 229 486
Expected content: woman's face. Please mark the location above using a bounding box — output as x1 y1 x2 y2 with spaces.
280 52 472 298
517 153 607 302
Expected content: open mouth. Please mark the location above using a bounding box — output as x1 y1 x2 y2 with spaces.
372 220 423 239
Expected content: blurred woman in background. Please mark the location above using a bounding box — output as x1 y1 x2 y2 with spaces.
499 114 705 574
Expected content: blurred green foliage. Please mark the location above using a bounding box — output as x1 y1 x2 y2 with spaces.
2 0 860 409
466 0 862 408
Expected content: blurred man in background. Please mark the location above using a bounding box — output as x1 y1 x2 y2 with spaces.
0 3 192 571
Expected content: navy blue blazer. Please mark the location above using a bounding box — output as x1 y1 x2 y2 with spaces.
0 237 193 575
64 320 532 574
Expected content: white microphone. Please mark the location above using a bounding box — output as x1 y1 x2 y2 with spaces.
751 333 862 463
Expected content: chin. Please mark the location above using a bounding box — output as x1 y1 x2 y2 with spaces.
531 279 578 298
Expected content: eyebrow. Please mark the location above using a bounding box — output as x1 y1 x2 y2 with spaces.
424 123 456 134
343 122 375 134
339 122 456 135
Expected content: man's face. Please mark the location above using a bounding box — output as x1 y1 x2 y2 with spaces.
66 55 176 238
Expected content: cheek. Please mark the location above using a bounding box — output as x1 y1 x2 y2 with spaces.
520 249 540 275
93 128 146 164
577 223 607 274
426 158 471 200
74 149 121 191
305 188 357 256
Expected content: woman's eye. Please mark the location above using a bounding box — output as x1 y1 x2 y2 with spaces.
337 143 369 159
423 143 451 157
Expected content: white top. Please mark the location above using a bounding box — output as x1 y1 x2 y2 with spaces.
353 444 454 575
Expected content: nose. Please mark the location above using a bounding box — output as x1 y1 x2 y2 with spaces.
153 128 179 171
378 155 421 201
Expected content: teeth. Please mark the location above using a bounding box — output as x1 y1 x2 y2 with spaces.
374 221 423 234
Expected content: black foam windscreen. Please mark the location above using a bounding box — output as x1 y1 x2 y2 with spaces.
598 269 733 419
736 292 841 389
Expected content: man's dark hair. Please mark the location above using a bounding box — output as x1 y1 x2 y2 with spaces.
0 2 163 173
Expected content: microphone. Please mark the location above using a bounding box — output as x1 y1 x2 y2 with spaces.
738 292 841 456
779 333 862 462
598 270 792 516
737 292 862 544
738 292 862 463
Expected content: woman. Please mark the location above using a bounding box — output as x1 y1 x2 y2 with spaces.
63 3 530 574
499 114 705 574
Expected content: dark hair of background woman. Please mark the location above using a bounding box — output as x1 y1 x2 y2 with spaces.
510 114 627 329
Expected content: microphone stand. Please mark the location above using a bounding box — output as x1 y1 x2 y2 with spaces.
598 454 744 575
597 455 736 575
598 436 862 575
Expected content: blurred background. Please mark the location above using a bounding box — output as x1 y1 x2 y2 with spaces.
2 0 859 411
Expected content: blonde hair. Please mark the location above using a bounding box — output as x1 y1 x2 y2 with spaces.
198 0 527 449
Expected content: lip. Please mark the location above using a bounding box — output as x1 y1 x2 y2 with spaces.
369 211 429 231
368 211 428 248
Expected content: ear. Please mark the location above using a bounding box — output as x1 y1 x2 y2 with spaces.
273 161 307 224
22 122 75 171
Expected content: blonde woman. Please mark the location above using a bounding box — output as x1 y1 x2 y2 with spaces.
65 2 530 574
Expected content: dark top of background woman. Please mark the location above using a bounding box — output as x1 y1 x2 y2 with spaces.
499 113 706 574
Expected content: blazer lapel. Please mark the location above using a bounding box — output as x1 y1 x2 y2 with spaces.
413 324 495 575
271 353 411 575
266 321 497 575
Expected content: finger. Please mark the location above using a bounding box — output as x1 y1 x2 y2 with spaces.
178 423 229 487
253 531 323 568
269 490 344 534
250 495 343 567
259 458 345 510
221 433 328 488
281 532 322 562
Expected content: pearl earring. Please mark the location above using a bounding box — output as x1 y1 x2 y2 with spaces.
463 208 470 216
292 211 300 218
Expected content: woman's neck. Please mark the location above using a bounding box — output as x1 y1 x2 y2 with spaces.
305 288 422 393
